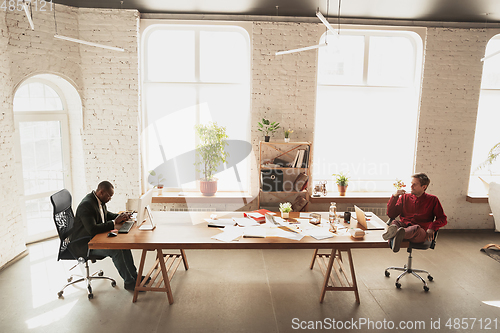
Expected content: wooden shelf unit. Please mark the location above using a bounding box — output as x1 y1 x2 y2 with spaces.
258 141 312 211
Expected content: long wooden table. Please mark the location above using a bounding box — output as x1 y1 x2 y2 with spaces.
88 211 389 303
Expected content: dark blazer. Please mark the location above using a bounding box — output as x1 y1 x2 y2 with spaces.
70 192 118 258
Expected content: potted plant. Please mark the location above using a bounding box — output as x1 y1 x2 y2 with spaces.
279 202 292 219
258 118 280 142
284 128 293 143
148 170 165 195
333 172 350 196
195 122 229 196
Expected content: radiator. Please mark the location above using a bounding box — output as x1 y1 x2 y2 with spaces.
168 207 216 212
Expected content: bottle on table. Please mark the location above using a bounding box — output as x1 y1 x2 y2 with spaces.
329 202 337 232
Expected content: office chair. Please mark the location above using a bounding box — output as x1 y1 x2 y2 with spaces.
384 219 439 292
51 189 116 299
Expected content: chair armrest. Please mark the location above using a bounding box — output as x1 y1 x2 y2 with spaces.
430 230 439 250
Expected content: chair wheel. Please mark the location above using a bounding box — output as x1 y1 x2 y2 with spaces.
57 291 63 298
428 275 433 281
396 282 401 289
424 286 429 292
67 277 72 282
88 286 92 294
385 271 390 277
88 293 94 299
98 271 104 277
111 281 116 287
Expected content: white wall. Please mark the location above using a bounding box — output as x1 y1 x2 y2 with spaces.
1 7 498 268
0 5 140 268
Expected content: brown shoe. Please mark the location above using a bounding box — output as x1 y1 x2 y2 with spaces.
392 228 405 253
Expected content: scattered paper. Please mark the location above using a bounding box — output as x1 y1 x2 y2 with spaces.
243 226 267 238
304 227 335 240
233 217 260 227
205 218 236 228
211 226 244 242
270 228 304 241
299 213 311 218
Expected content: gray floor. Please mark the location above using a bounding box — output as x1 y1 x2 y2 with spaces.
1 231 500 333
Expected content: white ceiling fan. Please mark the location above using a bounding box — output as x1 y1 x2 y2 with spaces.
275 2 341 56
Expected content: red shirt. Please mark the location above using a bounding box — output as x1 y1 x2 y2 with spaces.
387 192 447 231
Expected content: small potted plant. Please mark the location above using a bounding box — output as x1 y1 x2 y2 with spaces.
258 118 280 142
279 202 292 218
393 179 406 191
284 128 293 143
148 170 165 195
195 122 229 196
333 172 350 196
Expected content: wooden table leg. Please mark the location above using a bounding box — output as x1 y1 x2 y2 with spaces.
319 248 337 303
157 249 175 304
346 249 360 304
180 249 189 270
310 249 319 269
133 249 148 303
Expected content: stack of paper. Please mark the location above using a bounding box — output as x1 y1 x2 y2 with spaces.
211 226 244 242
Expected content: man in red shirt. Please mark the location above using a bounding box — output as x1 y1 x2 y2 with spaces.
383 173 447 252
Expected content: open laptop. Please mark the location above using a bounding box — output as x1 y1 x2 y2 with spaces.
353 205 386 230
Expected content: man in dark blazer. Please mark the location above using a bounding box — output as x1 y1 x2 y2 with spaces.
72 181 139 291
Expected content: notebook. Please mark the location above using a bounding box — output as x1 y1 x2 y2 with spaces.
353 205 386 230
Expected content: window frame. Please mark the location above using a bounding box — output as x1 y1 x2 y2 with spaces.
313 27 424 193
13 78 72 243
140 21 252 193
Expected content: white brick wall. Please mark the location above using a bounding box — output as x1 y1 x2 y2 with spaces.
1 9 499 269
78 9 141 211
0 11 26 268
251 22 318 195
417 28 491 229
0 5 140 268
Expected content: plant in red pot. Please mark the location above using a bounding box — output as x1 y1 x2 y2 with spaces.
195 122 229 196
333 171 350 196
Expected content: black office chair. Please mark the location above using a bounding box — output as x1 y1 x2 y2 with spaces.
384 219 439 292
51 189 116 299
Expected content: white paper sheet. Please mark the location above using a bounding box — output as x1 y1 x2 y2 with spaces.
304 227 335 240
211 226 244 242
233 217 260 227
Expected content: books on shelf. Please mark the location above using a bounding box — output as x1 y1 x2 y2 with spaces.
291 148 309 168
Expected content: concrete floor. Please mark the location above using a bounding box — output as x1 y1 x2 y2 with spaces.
1 231 500 333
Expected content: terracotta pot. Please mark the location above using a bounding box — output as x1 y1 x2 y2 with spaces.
200 179 218 196
281 212 289 218
338 185 348 196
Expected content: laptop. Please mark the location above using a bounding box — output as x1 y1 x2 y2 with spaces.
353 205 386 230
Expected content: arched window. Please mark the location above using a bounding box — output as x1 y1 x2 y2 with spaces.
313 29 423 193
141 23 251 192
13 78 71 243
468 34 500 196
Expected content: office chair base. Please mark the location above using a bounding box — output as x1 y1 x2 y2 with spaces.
385 267 433 292
58 263 117 299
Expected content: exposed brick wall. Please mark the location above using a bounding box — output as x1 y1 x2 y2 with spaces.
1 9 498 269
0 5 140 268
416 28 490 228
251 22 319 196
78 9 141 211
0 11 25 268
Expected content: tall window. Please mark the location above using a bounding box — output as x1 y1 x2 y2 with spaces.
142 24 251 192
469 34 500 195
313 30 423 193
13 79 71 243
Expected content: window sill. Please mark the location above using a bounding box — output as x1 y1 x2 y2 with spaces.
466 195 488 203
310 192 392 204
152 191 254 204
